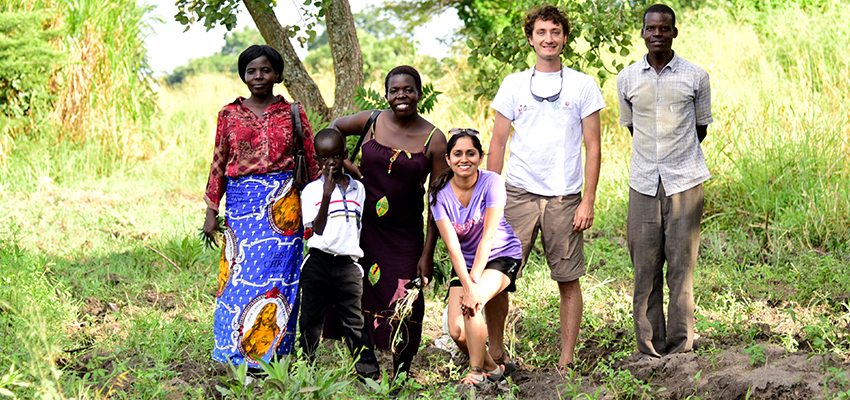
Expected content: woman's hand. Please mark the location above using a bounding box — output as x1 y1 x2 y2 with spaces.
461 283 483 317
203 208 220 240
416 254 434 287
342 159 362 179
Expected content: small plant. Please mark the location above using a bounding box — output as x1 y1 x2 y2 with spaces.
165 235 206 270
215 362 258 400
743 343 766 367
361 370 422 398
198 214 226 250
597 361 661 400
0 365 29 397
825 366 850 400
259 347 355 399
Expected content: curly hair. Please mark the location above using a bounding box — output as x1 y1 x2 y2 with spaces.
384 65 423 97
238 45 284 84
523 5 571 39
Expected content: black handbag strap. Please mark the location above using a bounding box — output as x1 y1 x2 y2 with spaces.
290 101 305 154
351 110 380 162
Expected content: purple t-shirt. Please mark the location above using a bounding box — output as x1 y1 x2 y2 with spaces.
431 169 522 269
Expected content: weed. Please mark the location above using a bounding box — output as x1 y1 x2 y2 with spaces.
743 343 766 367
215 362 258 400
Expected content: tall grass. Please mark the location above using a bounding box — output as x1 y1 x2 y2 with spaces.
678 2 850 252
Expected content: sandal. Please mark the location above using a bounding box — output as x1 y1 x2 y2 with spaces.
493 352 516 377
487 365 505 383
459 371 494 388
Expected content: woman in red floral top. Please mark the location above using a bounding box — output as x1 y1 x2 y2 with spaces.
202 45 319 369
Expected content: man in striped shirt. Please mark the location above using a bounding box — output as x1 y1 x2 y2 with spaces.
617 4 713 361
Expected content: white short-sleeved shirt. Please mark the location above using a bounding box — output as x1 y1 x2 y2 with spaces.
301 174 364 259
491 65 606 196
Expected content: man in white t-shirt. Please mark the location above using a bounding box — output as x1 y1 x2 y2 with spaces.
487 5 605 374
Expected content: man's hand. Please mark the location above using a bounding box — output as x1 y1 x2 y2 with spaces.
573 197 595 232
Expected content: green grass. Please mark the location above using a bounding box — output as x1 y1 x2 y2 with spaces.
1 0 849 398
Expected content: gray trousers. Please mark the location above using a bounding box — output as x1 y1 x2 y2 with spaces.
628 179 703 357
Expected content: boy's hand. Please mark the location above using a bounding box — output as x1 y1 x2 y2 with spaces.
322 165 335 194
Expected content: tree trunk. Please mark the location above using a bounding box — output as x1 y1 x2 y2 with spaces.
325 0 363 120
243 0 330 122
242 0 364 123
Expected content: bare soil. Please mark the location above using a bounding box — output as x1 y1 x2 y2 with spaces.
65 288 850 399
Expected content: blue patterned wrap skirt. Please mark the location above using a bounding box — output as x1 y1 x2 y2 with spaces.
212 170 304 366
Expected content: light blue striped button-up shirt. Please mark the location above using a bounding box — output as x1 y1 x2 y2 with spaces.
617 52 713 197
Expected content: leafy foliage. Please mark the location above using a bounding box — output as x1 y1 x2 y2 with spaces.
221 25 266 55
466 0 645 98
0 11 61 132
354 83 441 115
163 26 265 85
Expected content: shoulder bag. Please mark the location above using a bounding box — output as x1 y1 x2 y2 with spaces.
350 110 381 163
289 101 310 191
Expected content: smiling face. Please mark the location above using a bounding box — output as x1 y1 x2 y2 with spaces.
446 136 481 179
385 73 421 117
642 12 678 56
243 56 278 97
528 19 567 63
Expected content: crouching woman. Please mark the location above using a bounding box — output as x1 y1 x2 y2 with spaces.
429 129 522 387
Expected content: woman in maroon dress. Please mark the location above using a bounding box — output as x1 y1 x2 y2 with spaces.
330 65 447 378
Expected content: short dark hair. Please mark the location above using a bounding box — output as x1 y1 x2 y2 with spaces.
384 65 422 97
524 5 571 39
238 45 284 84
643 4 676 28
314 128 345 152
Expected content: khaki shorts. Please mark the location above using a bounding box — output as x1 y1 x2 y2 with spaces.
505 184 585 282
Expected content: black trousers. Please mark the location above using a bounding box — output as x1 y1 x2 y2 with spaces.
299 248 380 377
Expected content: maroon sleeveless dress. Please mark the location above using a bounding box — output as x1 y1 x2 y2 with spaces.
358 129 434 357
321 127 435 363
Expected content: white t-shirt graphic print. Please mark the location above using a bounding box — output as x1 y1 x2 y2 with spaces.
491 66 605 196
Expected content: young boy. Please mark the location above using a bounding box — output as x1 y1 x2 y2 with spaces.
299 128 380 380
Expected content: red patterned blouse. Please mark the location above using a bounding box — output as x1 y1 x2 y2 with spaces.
204 96 320 211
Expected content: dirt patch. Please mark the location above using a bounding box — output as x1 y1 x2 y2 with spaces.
139 288 181 311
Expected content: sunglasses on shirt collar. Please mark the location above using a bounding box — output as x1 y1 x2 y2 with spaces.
530 67 563 103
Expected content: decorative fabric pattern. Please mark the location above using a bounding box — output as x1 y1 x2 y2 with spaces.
368 263 381 286
216 226 237 297
204 95 320 211
212 171 304 366
375 196 389 218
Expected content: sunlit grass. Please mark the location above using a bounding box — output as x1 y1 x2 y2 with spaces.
1 1 849 398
